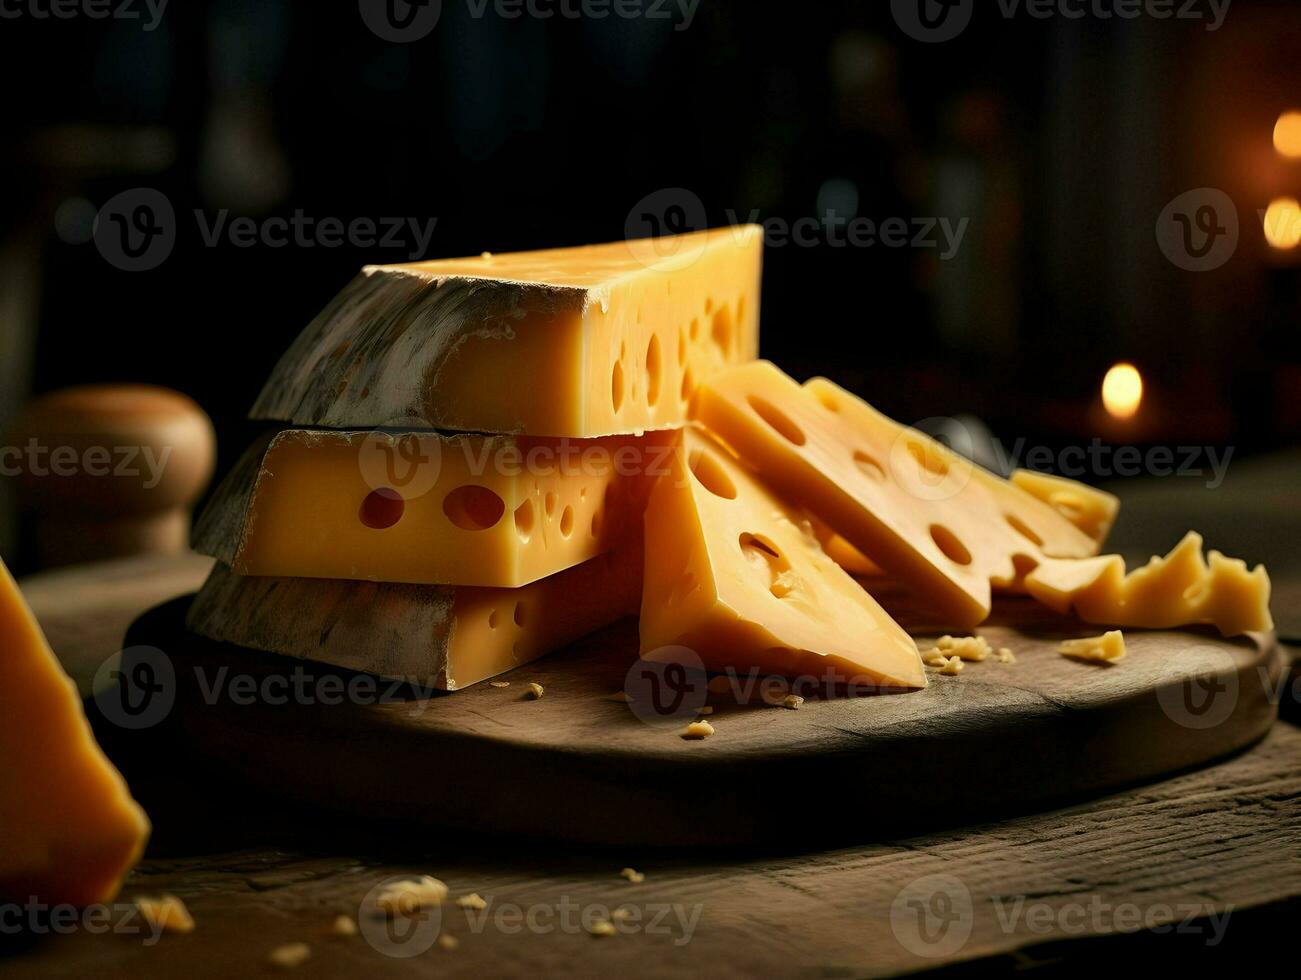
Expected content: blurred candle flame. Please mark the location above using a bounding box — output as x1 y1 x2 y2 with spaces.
1263 197 1301 250
1273 111 1301 159
1102 363 1143 421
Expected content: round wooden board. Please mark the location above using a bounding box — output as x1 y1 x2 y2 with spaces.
112 594 1283 848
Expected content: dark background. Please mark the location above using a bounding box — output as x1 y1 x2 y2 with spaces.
1 0 1299 563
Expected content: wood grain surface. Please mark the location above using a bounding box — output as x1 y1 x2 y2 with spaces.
108 591 1283 848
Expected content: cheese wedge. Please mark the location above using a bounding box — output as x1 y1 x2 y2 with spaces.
194 428 666 588
1010 470 1119 548
187 545 642 689
638 427 926 688
1026 532 1272 637
0 558 150 906
692 361 1104 627
249 226 763 437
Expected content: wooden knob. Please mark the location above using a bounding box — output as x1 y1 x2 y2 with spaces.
7 385 216 569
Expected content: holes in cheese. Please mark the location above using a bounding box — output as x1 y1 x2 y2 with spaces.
1026 532 1273 637
199 429 668 588
638 428 927 688
187 546 643 691
249 226 763 437
1010 469 1119 546
0 558 150 906
692 362 1107 628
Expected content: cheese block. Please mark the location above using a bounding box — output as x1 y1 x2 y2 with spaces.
1009 470 1119 548
0 558 150 906
1026 532 1273 637
809 517 883 577
692 362 1106 627
194 428 666 588
638 427 926 688
249 226 764 437
187 547 642 689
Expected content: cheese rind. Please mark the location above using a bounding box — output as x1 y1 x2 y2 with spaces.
197 429 661 588
1026 532 1273 637
692 362 1104 627
638 428 926 688
186 547 642 690
0 559 150 906
249 226 763 437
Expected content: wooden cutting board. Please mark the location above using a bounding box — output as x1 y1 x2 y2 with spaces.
107 594 1283 848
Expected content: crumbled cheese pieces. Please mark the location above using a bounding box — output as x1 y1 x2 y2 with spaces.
438 934 460 951
456 892 488 910
1059 631 1127 664
930 635 992 662
937 657 964 676
489 681 510 689
996 648 1016 664
135 894 195 935
269 943 312 969
781 694 804 710
611 907 633 921
526 682 545 700
620 868 645 883
331 914 357 937
682 719 715 740
376 876 448 914
589 919 618 937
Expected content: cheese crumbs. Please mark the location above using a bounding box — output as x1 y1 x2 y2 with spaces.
620 867 645 883
489 680 510 688
682 719 715 739
781 694 804 710
456 893 488 910
269 943 312 969
330 915 357 937
938 657 964 676
589 919 618 937
1059 630 1127 664
376 876 448 914
929 635 992 662
134 894 195 935
526 682 545 699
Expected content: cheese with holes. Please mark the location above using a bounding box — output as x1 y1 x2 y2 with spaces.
0 558 150 906
1026 532 1272 637
187 546 641 689
638 428 926 688
1010 470 1119 548
194 428 665 588
692 362 1105 628
249 226 763 437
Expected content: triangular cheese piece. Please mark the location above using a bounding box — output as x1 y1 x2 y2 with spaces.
639 427 926 688
0 558 150 906
693 361 1105 627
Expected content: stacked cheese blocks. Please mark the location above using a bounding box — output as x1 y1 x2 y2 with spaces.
190 226 1273 694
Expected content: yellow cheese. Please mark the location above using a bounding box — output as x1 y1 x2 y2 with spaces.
1010 470 1119 547
692 362 1105 628
1059 631 1127 663
187 546 642 690
1026 532 1272 637
0 558 150 906
250 226 764 437
809 517 883 576
638 428 926 688
212 429 664 588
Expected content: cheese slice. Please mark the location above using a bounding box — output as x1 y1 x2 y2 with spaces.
1010 470 1119 548
638 427 926 688
249 226 763 437
0 558 150 906
195 428 664 588
692 362 1104 627
187 546 642 689
1026 532 1273 637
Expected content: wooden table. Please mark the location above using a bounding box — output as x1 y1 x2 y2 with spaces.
4 450 1300 976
